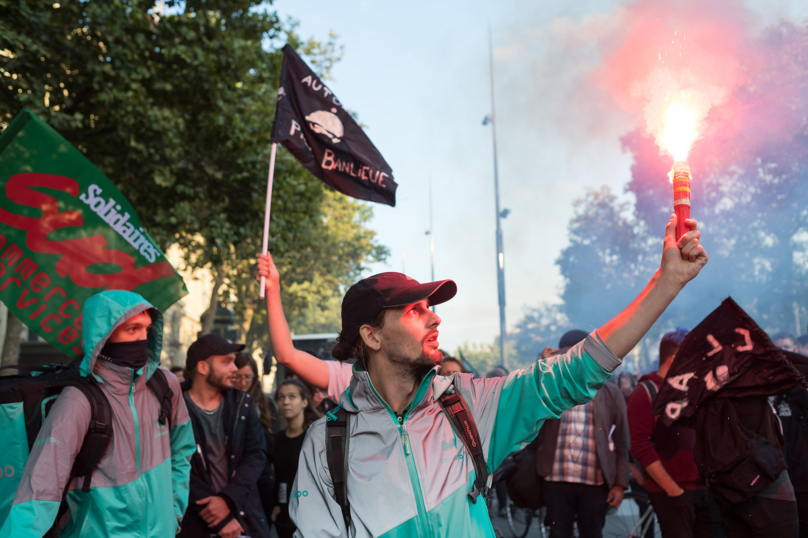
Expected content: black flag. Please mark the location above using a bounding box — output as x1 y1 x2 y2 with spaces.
271 45 397 207
653 297 806 426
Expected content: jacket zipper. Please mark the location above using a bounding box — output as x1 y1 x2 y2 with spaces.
400 417 430 538
225 392 246 474
130 369 146 535
367 376 433 538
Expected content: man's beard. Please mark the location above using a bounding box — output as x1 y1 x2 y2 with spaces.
388 348 441 381
207 371 234 391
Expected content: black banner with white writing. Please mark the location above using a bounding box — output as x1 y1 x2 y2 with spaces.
653 297 806 426
271 45 397 206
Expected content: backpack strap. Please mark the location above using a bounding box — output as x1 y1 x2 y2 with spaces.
325 405 351 531
63 378 113 493
437 384 489 503
640 379 659 405
146 368 174 428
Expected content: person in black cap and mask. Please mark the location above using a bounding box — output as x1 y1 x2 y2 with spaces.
535 329 631 538
180 334 271 538
254 212 707 538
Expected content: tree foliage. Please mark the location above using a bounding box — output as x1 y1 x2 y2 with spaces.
0 0 387 353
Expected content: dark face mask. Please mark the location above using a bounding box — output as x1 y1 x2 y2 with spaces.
99 340 149 370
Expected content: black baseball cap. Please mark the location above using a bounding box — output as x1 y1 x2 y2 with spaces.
340 272 457 341
558 329 589 351
186 334 245 371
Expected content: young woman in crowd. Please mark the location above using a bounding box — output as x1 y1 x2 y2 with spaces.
273 378 322 538
234 353 278 533
438 355 467 376
234 353 278 432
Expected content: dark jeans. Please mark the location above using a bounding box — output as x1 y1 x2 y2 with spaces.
716 494 798 538
649 489 724 538
543 481 610 538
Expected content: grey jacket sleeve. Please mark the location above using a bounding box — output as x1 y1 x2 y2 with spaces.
291 423 347 538
610 384 631 490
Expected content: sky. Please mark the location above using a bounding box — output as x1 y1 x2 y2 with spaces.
275 0 808 353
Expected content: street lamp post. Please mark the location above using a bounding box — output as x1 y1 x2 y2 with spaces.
426 177 436 313
483 26 508 370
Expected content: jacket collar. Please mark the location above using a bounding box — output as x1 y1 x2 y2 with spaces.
343 362 450 417
92 359 146 395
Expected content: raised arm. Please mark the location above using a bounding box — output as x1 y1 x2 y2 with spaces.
256 253 330 389
599 215 707 358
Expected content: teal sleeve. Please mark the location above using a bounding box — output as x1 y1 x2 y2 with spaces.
487 332 620 470
0 499 61 538
169 392 195 524
454 332 620 473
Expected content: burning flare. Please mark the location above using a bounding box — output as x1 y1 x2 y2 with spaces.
661 100 700 162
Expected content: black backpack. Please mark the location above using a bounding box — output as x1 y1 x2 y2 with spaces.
326 383 489 530
0 361 174 533
694 397 786 503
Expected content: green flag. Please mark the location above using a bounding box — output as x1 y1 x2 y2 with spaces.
0 110 187 358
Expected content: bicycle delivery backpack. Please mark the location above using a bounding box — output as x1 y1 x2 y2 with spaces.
326 383 490 530
0 360 174 530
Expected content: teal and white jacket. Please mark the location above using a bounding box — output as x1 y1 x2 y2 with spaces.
291 331 621 537
0 291 196 538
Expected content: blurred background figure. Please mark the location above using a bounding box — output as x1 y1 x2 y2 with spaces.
170 365 185 383
773 332 797 353
439 356 467 376
796 335 808 356
272 379 322 538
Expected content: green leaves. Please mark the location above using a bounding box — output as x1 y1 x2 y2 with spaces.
0 0 387 350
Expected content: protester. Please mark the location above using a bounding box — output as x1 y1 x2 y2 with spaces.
627 328 724 538
255 214 708 536
773 331 797 352
615 370 639 399
180 335 271 538
234 352 277 433
234 352 278 532
439 355 467 376
272 379 322 538
0 291 195 538
797 334 808 356
774 344 808 538
485 366 509 377
535 329 631 538
171 365 186 383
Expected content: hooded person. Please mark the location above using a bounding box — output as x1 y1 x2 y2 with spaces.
0 290 195 538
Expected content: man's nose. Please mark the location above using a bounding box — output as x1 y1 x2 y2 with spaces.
429 311 441 327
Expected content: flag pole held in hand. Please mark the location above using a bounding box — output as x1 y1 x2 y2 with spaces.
259 142 277 299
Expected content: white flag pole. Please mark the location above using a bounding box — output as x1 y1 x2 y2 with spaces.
259 142 278 299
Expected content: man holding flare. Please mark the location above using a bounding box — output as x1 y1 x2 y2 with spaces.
257 214 707 537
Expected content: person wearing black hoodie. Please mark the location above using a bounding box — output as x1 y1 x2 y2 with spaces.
180 334 271 538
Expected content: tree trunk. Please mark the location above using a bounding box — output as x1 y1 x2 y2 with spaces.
2 312 23 366
199 264 225 336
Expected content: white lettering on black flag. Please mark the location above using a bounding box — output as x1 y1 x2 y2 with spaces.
271 45 397 207
652 297 806 426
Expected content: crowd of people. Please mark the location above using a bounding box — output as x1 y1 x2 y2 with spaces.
3 216 803 538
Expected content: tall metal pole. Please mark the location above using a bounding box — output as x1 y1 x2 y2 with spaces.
428 177 436 313
487 26 508 369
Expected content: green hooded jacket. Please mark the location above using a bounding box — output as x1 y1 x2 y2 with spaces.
0 290 195 537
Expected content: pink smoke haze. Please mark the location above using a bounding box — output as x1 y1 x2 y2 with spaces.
591 0 761 163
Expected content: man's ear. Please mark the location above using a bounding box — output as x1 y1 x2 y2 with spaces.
359 323 382 352
197 359 210 376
